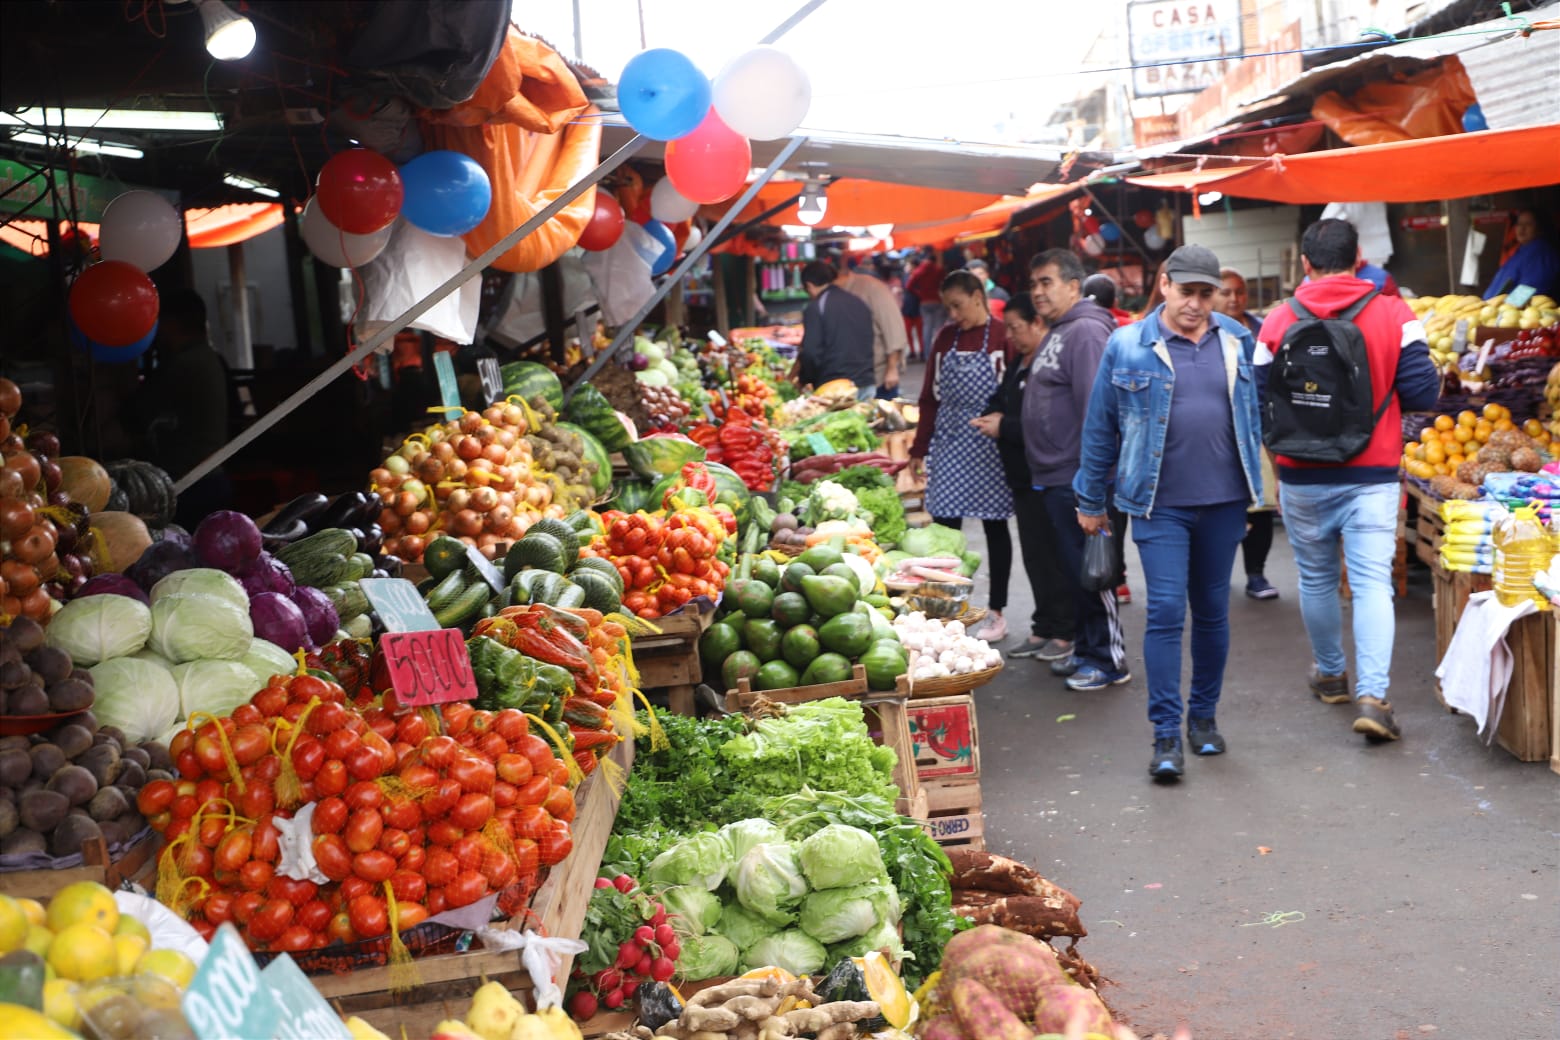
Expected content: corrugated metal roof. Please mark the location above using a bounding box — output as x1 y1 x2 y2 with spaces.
1458 23 1560 128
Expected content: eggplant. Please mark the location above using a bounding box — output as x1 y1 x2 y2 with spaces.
264 493 330 535
377 554 403 579
260 518 310 549
316 492 374 532
350 493 383 530
356 523 383 556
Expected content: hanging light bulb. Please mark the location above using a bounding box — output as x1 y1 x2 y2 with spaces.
796 181 828 227
197 0 256 61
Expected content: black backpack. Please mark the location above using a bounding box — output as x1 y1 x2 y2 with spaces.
1263 291 1389 464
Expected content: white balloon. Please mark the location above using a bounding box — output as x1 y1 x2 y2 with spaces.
650 177 700 223
301 195 393 268
99 190 182 272
684 225 703 251
1143 227 1166 250
712 46 811 141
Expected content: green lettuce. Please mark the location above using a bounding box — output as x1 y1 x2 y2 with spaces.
798 882 900 944
718 819 784 864
742 929 827 977
732 843 808 925
645 832 732 892
899 524 967 558
676 933 740 980
797 823 886 891
659 886 722 935
713 902 780 951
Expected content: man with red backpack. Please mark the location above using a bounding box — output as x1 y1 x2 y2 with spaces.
1254 219 1439 743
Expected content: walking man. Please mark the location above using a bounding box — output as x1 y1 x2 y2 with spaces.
793 261 877 399
836 260 908 397
1255 219 1439 742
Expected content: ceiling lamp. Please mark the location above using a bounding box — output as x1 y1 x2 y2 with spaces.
198 0 256 61
796 181 828 227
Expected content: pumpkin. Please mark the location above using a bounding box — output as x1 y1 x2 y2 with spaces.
104 459 178 526
57 456 113 511
89 510 153 573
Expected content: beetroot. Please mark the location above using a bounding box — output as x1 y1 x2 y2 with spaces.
75 574 150 604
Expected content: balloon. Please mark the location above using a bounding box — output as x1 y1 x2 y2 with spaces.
70 319 156 364
1099 222 1121 243
712 46 811 141
1144 227 1166 250
399 150 492 237
577 191 625 251
99 190 181 272
69 260 159 346
664 110 750 205
650 177 700 223
1081 233 1105 257
643 219 676 276
684 224 703 252
618 48 711 141
316 147 404 234
300 196 394 267
670 220 690 252
1462 103 1488 132
1132 209 1154 230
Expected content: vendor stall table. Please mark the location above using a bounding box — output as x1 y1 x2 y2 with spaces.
0 831 159 901
633 609 712 716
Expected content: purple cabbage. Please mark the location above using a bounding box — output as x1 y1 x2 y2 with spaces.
125 539 196 592
76 574 150 604
249 591 309 652
151 524 192 550
236 553 295 599
194 510 263 573
290 585 340 648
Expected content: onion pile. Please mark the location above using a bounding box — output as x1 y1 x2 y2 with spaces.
638 383 691 430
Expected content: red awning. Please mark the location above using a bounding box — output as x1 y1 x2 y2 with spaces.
891 185 1079 249
748 179 1003 228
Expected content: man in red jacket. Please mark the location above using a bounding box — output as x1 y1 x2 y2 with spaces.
1254 219 1439 743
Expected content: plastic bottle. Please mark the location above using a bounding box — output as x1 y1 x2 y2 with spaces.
1492 505 1552 609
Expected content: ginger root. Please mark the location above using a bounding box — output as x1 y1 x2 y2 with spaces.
782 1001 881 1033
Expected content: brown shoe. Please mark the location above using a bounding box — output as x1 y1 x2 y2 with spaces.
1352 696 1401 742
1308 666 1351 704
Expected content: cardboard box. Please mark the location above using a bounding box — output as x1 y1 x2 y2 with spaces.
906 694 980 780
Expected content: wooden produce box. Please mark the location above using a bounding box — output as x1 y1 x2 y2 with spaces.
905 695 980 781
1495 610 1553 763
0 831 159 901
881 428 923 504
632 607 712 716
1432 563 1493 673
316 737 634 1035
1551 613 1560 777
1404 479 1443 570
921 778 984 851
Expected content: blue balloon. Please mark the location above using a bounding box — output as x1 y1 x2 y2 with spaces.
70 319 156 364
399 150 492 237
1461 103 1488 133
619 49 711 141
1099 222 1121 243
643 219 677 276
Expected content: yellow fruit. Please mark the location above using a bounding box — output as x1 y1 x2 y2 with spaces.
0 1004 77 1040
42 979 80 1031
0 894 27 953
24 925 54 958
1424 443 1445 465
1448 453 1466 469
1483 403 1507 421
1494 418 1515 432
112 915 150 943
17 899 46 929
1456 410 1477 428
136 947 197 989
1475 421 1493 443
1419 427 1438 444
1453 426 1474 444
46 882 118 934
1523 419 1545 437
1433 414 1454 431
113 933 148 976
46 923 118 983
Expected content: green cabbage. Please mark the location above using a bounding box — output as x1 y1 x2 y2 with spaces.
645 832 733 892
798 882 901 944
898 525 967 558
133 647 176 670
171 660 262 720
741 929 826 977
241 638 298 686
797 824 886 891
829 918 907 963
45 595 153 666
732 843 808 925
675 934 739 980
149 593 254 664
150 568 249 610
713 902 780 951
659 886 723 936
89 656 179 742
718 819 784 864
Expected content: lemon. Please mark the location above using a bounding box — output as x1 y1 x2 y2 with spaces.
0 1004 77 1040
17 898 46 928
112 914 150 943
134 973 184 1010
113 933 148 975
42 978 81 1031
136 947 197 989
24 924 54 957
46 881 119 934
0 894 27 952
46 923 118 982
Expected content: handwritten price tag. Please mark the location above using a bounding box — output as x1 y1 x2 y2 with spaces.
360 577 440 633
478 356 505 407
380 628 479 707
433 351 462 414
183 923 279 1040
263 954 352 1040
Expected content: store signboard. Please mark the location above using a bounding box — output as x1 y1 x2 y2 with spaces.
0 159 162 221
1128 0 1244 98
1176 20 1302 137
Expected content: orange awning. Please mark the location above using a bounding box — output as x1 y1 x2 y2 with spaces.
1124 125 1560 204
0 202 286 257
891 184 1078 249
748 179 1002 228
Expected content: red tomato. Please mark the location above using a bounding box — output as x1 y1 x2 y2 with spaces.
267 876 318 905
273 925 315 952
546 758 570 787
290 738 325 781
312 797 349 835
197 816 227 849
448 793 495 831
230 703 263 727
137 780 176 815
253 755 282 784
339 876 372 903
315 759 349 797
423 778 462 816
492 781 518 808
312 835 352 881
228 724 270 766
203 892 235 926
515 734 555 776
348 894 388 939
512 804 551 840
426 819 464 846
495 753 533 787
393 904 429 930
475 732 507 761
543 784 575 823
447 753 495 794
422 735 460 769
324 728 361 761
492 710 527 743
290 675 337 705
444 871 487 909
280 701 308 724
327 911 356 944
377 828 411 860
170 794 198 820
426 888 448 916
389 870 426 904
442 703 474 737
237 859 273 892
251 817 280 863
365 710 397 742
399 846 426 873
450 834 487 873
352 850 396 883
252 687 288 718
308 701 349 735
382 796 421 831
398 761 439 789
511 838 540 877
538 820 572 866
514 776 550 808
423 848 459 888
232 891 264 925
344 810 384 854
482 852 517 889
214 829 253 873
295 899 332 932
236 782 276 820
195 778 224 808
345 781 384 812
396 712 430 746
248 899 293 942
362 731 397 773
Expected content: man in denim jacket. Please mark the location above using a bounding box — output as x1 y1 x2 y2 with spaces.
1073 245 1265 780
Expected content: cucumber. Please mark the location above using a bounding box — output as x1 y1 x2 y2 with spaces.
424 569 471 612
434 582 491 628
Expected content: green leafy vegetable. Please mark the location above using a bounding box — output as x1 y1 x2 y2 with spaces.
713 902 780 951
676 933 740 979
828 465 894 493
899 524 968 558
799 882 900 944
797 824 887 891
661 886 723 935
742 930 827 976
856 486 907 546
646 832 734 892
789 411 879 460
731 842 808 925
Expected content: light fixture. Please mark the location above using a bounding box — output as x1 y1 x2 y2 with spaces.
223 174 279 198
796 181 828 227
1 109 223 132
1198 191 1224 206
10 131 144 159
197 0 256 61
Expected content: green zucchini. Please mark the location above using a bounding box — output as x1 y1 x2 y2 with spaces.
424 569 471 612
276 528 358 586
434 582 491 629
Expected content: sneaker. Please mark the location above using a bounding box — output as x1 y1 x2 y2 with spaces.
971 613 1008 642
1308 666 1351 704
1245 575 1279 600
1115 584 1132 604
1186 717 1226 755
1065 664 1132 691
1149 736 1184 779
1010 637 1071 660
1049 654 1082 677
1352 696 1401 742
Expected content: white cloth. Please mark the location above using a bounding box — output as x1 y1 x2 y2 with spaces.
360 221 481 344
474 928 586 1009
1321 201 1394 267
1434 590 1537 739
580 224 656 327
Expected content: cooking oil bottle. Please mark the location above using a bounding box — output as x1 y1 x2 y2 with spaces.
1493 505 1552 609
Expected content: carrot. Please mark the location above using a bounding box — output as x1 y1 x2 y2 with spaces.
566 607 604 627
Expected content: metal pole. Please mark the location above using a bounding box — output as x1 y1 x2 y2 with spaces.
226 243 253 370
565 136 807 401
174 135 647 493
1081 185 1154 272
761 0 829 44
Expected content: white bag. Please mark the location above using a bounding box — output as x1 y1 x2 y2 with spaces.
359 220 481 344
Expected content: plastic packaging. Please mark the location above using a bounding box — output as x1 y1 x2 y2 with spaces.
1492 505 1552 608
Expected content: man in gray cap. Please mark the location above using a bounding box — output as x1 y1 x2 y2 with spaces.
1073 244 1266 782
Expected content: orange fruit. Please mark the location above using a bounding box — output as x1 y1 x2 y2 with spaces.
1420 428 1439 444
46 923 117 982
45 882 117 934
1475 421 1493 442
1495 418 1515 432
1482 403 1506 421
1523 418 1545 437
1453 426 1474 443
1424 443 1445 464
1434 414 1455 431
1457 410 1479 427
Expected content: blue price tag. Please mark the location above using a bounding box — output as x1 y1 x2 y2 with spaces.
433 351 463 414
1505 284 1536 309
183 923 280 1040
263 954 353 1040
360 577 441 633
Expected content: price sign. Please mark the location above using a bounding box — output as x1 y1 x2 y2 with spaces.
1506 284 1537 309
380 628 479 707
183 923 280 1040
433 351 462 414
478 356 505 406
263 955 352 1040
464 542 506 593
360 578 440 633
805 433 835 457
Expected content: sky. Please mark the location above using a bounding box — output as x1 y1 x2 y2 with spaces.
517 0 1119 144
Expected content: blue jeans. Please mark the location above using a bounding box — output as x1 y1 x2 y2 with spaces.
1132 501 1249 738
1279 482 1399 699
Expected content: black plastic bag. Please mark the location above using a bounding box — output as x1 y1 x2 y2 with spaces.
1081 529 1118 593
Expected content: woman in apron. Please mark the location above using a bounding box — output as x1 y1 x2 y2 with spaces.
908 269 1015 641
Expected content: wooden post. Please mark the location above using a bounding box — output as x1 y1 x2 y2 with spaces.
226 242 254 369
712 255 730 332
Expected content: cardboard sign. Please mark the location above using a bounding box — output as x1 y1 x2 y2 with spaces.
263 955 353 1040
1506 284 1537 309
360 577 441 633
380 628 479 707
183 923 280 1040
433 351 462 414
478 356 505 406
465 543 506 593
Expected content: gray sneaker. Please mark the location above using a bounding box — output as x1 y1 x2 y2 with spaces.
1353 696 1401 742
1011 637 1073 661
1308 666 1351 704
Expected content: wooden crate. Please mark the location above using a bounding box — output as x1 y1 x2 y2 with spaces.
905 695 980 781
632 608 712 716
1551 613 1560 776
724 663 868 710
921 778 984 851
1495 610 1553 763
317 737 634 1034
0 831 159 900
1404 479 1443 570
881 429 923 502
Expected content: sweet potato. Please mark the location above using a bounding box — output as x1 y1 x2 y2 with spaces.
940 926 1066 1013
919 1013 968 1040
1032 982 1115 1034
950 978 1032 1040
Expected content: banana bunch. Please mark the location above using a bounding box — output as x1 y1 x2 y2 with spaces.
1411 293 1560 367
434 982 583 1040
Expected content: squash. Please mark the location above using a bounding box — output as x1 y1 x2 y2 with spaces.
56 456 113 511
104 459 177 526
89 511 152 573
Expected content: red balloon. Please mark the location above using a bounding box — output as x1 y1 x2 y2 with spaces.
1133 209 1155 230
69 261 159 347
316 148 404 234
577 191 625 251
664 110 751 205
670 220 690 251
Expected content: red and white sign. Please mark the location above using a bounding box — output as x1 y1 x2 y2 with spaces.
379 628 478 708
1128 0 1244 97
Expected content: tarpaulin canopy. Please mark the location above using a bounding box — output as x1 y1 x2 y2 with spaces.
0 202 286 257
748 179 1003 228
891 184 1080 249
1123 124 1560 205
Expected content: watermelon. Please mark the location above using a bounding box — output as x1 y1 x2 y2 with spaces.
704 462 753 528
622 434 706 479
500 361 563 412
557 422 612 497
564 383 631 451
610 479 656 513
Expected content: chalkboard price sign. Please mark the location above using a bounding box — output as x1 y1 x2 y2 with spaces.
183 923 279 1040
360 577 441 633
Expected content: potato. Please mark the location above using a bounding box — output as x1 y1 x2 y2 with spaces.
920 1014 968 1040
950 978 1030 1040
17 788 68 832
116 760 146 791
0 747 30 788
1032 983 1114 1034
46 764 98 807
121 746 151 770
26 646 71 686
28 744 65 781
138 741 172 773
77 743 122 787
0 827 44 856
